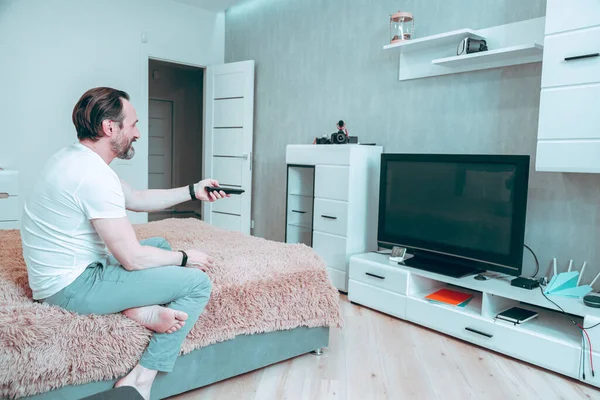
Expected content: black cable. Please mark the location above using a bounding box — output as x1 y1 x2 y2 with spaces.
524 244 539 278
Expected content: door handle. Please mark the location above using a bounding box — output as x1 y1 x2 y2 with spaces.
564 53 599 61
465 327 493 338
292 210 306 214
321 215 337 220
243 152 252 171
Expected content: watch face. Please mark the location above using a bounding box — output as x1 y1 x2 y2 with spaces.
391 246 406 258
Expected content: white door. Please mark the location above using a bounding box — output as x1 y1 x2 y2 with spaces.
148 99 173 191
203 60 255 234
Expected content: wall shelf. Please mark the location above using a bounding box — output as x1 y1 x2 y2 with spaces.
432 43 543 67
385 17 545 81
383 29 484 53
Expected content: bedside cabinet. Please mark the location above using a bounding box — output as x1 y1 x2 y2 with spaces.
0 169 20 229
285 144 383 292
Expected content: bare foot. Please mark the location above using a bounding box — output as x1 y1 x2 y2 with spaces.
122 305 188 334
115 363 157 400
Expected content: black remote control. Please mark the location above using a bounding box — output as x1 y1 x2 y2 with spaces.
205 186 245 195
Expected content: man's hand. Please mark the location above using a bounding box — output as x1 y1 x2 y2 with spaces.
185 249 214 272
195 179 230 202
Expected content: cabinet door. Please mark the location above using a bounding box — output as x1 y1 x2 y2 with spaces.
545 0 600 35
286 224 312 246
538 85 600 140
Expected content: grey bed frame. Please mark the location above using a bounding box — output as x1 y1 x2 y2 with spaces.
21 326 329 400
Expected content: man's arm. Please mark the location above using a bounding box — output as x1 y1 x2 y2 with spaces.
92 217 214 271
121 179 228 213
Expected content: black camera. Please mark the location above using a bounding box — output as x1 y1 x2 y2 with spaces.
314 120 357 145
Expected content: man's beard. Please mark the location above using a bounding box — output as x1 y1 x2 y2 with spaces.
111 133 135 160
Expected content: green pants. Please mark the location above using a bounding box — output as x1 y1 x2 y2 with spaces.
42 237 212 372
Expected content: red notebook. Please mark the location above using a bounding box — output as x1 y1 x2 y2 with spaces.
425 288 473 306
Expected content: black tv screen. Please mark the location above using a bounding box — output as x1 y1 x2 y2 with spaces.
378 154 529 276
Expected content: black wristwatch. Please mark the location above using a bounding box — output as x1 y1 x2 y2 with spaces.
178 250 188 266
189 184 198 201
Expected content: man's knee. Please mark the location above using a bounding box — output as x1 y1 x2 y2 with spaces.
189 269 212 298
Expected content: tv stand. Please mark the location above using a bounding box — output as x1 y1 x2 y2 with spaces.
402 255 478 278
348 251 600 389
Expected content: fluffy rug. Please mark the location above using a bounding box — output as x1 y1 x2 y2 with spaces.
0 218 342 399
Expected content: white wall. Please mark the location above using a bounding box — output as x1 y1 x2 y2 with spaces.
0 0 225 224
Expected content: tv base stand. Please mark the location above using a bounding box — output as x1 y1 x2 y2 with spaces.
402 256 478 278
348 251 600 389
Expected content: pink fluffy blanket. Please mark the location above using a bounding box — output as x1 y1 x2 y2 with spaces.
0 219 342 399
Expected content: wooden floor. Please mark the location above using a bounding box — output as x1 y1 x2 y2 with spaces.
171 294 600 400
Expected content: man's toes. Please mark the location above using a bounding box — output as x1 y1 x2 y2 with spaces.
174 310 188 321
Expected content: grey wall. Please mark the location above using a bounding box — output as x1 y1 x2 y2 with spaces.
225 0 600 282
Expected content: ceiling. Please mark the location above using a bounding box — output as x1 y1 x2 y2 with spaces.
172 0 246 12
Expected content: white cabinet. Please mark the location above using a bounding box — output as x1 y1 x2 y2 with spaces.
285 144 383 292
0 169 20 229
536 3 600 173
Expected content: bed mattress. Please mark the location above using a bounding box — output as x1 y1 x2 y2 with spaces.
0 219 342 399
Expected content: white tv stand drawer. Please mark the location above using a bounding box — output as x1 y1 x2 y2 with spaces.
348 280 406 320
348 258 408 295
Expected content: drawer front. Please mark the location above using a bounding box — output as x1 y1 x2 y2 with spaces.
545 0 600 35
313 198 348 236
287 166 314 197
536 141 600 173
327 267 347 292
349 260 408 295
348 280 407 320
0 171 19 195
406 298 580 378
542 27 600 88
490 321 581 379
314 165 349 201
286 194 313 228
538 85 600 139
313 231 347 272
0 196 19 221
286 224 312 246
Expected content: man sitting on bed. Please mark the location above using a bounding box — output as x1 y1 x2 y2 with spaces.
20 87 228 400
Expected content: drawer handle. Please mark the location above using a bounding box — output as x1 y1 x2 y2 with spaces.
0 193 8 199
564 53 599 61
365 272 385 280
465 327 493 338
291 210 306 214
321 215 337 220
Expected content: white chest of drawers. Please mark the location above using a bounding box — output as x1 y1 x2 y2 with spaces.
285 144 383 292
0 169 20 229
536 0 600 173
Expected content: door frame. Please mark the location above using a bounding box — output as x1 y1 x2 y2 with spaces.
140 53 208 221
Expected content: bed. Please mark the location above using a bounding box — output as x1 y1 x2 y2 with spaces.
0 218 342 399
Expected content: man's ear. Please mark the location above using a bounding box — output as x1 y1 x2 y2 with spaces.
101 119 115 138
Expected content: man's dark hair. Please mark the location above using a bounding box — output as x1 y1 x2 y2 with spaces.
72 87 130 141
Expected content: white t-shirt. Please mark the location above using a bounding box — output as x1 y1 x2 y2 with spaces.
21 143 127 300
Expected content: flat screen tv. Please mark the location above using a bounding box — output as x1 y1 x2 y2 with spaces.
377 153 530 278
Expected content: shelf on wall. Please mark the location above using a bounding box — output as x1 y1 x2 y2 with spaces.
432 43 543 67
384 17 546 81
383 28 484 52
